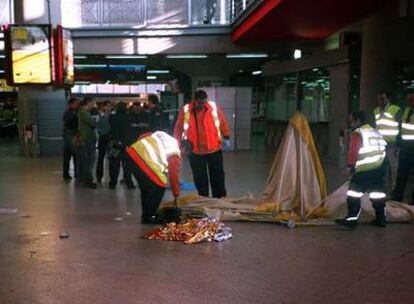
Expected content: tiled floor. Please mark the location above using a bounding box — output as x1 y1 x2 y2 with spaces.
1 142 413 304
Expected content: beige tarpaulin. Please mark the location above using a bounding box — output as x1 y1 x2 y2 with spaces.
262 112 327 216
162 113 414 225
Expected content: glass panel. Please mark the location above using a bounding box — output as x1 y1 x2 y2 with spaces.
147 0 188 26
0 0 11 24
191 0 230 25
102 0 145 26
81 0 100 25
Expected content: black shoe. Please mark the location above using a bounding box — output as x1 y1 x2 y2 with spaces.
335 218 358 228
370 218 387 227
109 183 116 189
141 216 163 225
63 175 72 180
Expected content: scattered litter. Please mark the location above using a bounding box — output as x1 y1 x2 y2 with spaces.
125 211 132 216
0 208 18 214
59 231 70 239
40 232 50 236
29 251 36 257
144 217 233 245
20 214 31 218
114 217 124 221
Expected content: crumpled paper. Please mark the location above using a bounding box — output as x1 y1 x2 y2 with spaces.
143 217 233 245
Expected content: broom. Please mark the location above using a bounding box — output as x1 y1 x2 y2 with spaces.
163 197 182 223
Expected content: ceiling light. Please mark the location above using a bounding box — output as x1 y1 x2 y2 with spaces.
75 64 107 68
312 68 319 72
166 54 208 59
147 70 170 74
74 55 87 59
293 49 302 59
252 70 262 75
147 76 157 80
105 55 148 59
0 70 4 73
226 54 268 58
238 70 244 73
0 54 5 58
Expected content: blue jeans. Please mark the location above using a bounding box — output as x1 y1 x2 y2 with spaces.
78 140 96 184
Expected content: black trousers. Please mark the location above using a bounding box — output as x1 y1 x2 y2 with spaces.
96 134 110 181
188 150 226 198
109 149 133 187
63 140 78 178
392 146 414 203
126 157 166 218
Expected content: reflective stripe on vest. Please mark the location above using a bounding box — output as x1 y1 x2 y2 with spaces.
401 107 414 141
355 125 386 173
374 104 400 143
181 101 222 141
130 132 181 185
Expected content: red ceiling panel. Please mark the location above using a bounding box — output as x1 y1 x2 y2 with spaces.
232 0 392 41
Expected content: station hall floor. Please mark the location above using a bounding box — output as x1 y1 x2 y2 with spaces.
1 142 414 304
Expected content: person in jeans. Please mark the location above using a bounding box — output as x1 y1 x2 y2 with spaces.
62 98 80 180
96 101 112 183
77 97 97 189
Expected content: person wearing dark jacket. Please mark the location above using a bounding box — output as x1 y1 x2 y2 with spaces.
147 94 169 132
62 98 80 180
96 101 112 183
109 102 134 189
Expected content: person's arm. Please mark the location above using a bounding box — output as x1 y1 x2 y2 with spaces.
217 106 230 139
168 155 181 197
347 132 362 169
81 111 97 129
174 107 185 142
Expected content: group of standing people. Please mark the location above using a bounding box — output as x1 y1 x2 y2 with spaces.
62 90 231 224
336 90 414 228
62 95 168 189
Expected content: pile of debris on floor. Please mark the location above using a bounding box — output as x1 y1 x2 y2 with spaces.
144 217 233 245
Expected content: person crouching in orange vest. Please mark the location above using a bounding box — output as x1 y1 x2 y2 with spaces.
174 90 231 198
126 131 181 224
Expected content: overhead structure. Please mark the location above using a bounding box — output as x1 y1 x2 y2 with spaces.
232 0 392 41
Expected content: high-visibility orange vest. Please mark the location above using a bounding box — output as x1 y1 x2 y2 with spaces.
127 131 181 186
181 101 223 153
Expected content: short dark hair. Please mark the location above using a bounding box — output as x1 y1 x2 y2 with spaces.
351 111 369 125
148 94 159 105
103 100 111 107
378 90 391 98
68 97 78 105
194 90 208 101
80 97 93 106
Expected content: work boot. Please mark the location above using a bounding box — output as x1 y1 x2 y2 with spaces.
141 215 163 225
335 197 361 228
371 201 386 227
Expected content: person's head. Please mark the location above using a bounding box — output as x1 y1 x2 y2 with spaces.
131 102 142 114
147 94 159 109
68 97 80 109
116 102 127 114
377 90 390 108
102 100 112 114
194 90 208 104
407 91 414 108
349 111 369 130
80 97 93 111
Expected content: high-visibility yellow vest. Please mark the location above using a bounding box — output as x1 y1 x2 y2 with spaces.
374 104 400 143
355 125 386 173
401 107 414 142
129 131 181 185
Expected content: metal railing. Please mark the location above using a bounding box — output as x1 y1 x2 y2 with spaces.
62 0 235 28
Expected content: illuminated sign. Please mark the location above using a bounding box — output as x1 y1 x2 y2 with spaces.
6 25 54 85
